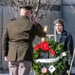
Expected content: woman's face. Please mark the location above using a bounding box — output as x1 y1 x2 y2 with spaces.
54 23 64 33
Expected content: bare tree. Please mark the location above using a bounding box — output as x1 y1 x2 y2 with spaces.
1 0 59 21
67 4 75 14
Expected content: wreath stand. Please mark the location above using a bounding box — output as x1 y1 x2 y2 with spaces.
67 49 75 75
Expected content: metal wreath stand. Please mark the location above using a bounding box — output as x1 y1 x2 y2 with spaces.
67 49 75 75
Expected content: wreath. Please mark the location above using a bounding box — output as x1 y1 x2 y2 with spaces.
32 39 68 75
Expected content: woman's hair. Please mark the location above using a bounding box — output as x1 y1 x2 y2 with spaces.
54 19 64 27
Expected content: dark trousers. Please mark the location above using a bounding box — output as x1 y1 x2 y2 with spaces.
62 72 68 75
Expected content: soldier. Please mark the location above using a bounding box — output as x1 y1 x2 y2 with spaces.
2 5 46 75
54 19 74 75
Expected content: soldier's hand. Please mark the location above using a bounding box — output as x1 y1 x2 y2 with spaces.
31 15 38 24
5 56 8 61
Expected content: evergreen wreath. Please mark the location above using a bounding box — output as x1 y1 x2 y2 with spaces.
32 39 68 75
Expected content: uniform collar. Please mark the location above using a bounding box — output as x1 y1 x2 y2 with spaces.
20 16 29 19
